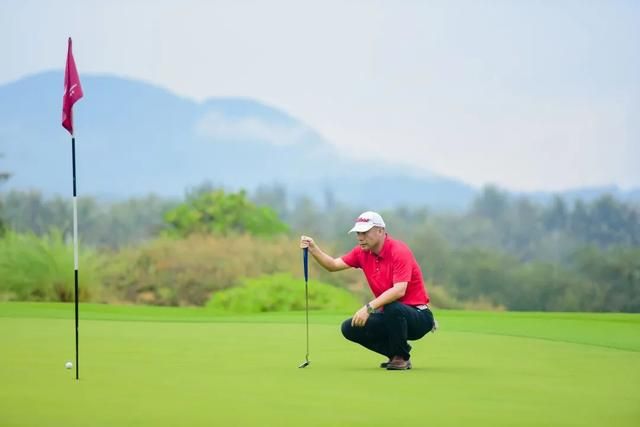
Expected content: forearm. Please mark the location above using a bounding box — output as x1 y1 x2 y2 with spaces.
308 246 341 272
368 283 407 310
353 283 407 328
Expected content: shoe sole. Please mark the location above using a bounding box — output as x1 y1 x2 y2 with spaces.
386 362 412 370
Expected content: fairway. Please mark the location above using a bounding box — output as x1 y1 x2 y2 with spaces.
1 303 639 427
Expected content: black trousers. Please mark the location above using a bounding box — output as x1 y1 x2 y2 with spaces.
341 301 434 361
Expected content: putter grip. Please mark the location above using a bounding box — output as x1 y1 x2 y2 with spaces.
303 247 309 282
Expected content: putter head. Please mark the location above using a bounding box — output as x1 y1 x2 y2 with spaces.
298 360 310 368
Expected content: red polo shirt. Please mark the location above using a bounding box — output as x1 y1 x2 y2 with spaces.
341 235 429 305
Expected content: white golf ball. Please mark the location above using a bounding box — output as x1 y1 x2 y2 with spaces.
65 361 73 369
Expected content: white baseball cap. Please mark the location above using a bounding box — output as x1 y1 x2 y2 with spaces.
348 211 386 233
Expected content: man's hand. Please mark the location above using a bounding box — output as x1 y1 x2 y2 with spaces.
300 235 316 251
351 305 370 327
299 235 350 272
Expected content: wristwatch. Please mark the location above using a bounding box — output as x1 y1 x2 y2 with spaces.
365 303 376 314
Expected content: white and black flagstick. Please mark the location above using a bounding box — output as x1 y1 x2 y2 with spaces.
62 36 83 380
72 133 80 380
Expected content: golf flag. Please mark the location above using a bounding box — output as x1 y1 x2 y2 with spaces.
62 37 83 135
61 37 84 380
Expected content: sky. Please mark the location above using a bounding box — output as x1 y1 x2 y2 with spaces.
1 0 638 192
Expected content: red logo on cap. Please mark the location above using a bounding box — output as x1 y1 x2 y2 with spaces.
356 217 370 223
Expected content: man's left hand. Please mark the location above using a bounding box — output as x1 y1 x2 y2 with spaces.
351 306 370 327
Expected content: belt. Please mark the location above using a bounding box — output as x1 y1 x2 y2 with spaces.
414 304 429 311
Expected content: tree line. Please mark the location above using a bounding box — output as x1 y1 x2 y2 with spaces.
1 184 639 312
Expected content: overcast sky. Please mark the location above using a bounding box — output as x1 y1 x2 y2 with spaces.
2 0 638 191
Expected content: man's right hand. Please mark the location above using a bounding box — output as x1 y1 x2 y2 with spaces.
300 235 315 251
299 235 350 272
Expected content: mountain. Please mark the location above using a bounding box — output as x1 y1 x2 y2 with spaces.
0 71 476 210
1 72 638 211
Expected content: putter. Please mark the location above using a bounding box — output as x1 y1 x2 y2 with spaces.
298 247 310 368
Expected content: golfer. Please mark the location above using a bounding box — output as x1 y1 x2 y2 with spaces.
300 211 435 370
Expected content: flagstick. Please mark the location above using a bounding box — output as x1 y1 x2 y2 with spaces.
63 36 83 381
72 134 79 381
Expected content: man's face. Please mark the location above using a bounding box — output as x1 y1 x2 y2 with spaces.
356 227 385 251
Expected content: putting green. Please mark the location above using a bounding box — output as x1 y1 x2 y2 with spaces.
1 303 638 426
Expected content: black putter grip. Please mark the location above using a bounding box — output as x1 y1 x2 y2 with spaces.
303 247 309 282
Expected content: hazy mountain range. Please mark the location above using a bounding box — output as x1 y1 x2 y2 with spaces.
0 71 637 211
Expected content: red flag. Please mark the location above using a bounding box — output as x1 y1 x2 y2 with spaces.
62 37 83 135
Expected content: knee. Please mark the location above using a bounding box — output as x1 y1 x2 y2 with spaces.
341 318 356 340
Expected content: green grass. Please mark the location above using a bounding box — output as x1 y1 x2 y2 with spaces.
1 303 639 427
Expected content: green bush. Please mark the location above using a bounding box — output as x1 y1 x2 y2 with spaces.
100 235 306 306
163 189 288 238
0 230 101 301
427 284 463 309
100 234 363 307
207 273 360 313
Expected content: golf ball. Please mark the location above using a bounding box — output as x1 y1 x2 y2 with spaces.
65 361 73 369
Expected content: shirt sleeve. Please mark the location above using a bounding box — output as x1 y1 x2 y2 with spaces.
392 246 413 283
341 246 361 268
